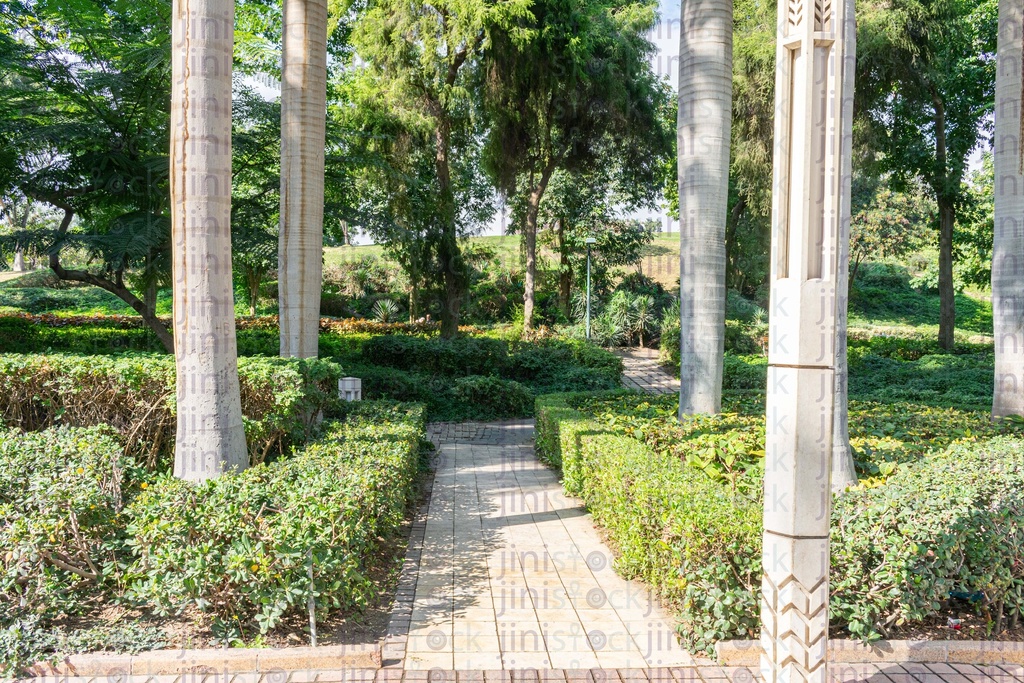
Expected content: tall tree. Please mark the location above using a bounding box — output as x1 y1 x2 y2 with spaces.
279 0 329 358
993 0 1024 418
677 0 732 415
857 0 997 350
169 0 247 480
483 0 670 335
352 0 528 337
0 0 175 350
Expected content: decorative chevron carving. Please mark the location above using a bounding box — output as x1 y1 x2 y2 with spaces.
814 0 832 31
788 0 804 30
760 572 828 683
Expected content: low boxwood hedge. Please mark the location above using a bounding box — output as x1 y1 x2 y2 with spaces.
536 393 1024 653
0 353 342 469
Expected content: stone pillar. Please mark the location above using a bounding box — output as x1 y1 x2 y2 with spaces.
760 0 854 681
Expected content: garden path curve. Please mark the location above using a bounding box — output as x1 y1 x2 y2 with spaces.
382 420 694 671
614 349 679 395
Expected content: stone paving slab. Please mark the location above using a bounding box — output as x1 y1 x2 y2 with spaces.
614 350 679 396
22 663 1024 683
390 421 693 671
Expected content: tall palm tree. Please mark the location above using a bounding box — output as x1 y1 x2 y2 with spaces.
833 0 858 490
279 0 329 359
169 0 248 481
678 0 732 417
993 0 1024 419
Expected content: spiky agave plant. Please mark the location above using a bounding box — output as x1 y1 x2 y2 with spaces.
372 298 400 323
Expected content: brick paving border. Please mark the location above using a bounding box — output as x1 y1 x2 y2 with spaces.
22 662 1024 683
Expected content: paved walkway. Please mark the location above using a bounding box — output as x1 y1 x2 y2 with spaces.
383 421 694 671
615 349 679 395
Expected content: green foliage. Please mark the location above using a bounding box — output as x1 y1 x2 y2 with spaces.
536 393 1024 652
362 334 510 377
832 437 1024 640
0 616 167 676
348 335 621 420
0 427 130 621
125 402 424 639
0 353 343 468
451 375 533 419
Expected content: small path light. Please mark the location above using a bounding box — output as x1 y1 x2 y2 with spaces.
585 237 597 340
339 377 362 401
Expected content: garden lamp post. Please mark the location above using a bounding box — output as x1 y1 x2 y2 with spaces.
585 237 596 339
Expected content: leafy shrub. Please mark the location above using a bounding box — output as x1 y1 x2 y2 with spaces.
452 376 533 419
361 334 510 377
535 394 761 653
536 394 1024 653
124 402 424 638
833 437 1024 639
0 354 343 468
0 427 132 621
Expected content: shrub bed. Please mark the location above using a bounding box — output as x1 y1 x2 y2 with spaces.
0 354 342 469
536 393 1024 653
0 401 424 671
126 401 424 636
0 426 133 621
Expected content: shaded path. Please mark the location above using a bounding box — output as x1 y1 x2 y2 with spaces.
614 349 679 395
383 421 693 671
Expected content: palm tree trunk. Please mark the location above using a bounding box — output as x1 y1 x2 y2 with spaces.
677 0 732 417
832 0 858 491
993 0 1024 418
279 0 329 359
169 0 247 482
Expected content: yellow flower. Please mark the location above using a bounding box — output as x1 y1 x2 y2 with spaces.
251 564 259 572
140 482 148 490
75 467 84 475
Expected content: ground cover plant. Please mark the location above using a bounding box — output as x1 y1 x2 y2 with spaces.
0 401 425 673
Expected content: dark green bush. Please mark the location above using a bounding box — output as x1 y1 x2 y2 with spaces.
124 401 424 637
0 354 343 468
0 427 131 621
361 334 510 377
452 375 534 419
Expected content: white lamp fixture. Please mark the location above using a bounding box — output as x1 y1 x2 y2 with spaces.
338 377 362 402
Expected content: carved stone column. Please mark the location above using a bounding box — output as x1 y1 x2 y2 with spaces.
760 0 854 681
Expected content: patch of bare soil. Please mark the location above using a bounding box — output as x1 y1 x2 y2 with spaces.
830 608 1024 642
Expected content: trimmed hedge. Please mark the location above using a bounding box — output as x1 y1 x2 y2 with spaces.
0 354 343 469
535 393 760 653
536 394 1024 652
0 401 425 667
126 401 424 635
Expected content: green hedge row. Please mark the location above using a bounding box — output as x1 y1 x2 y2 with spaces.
536 394 1024 652
1 401 424 664
0 353 343 470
